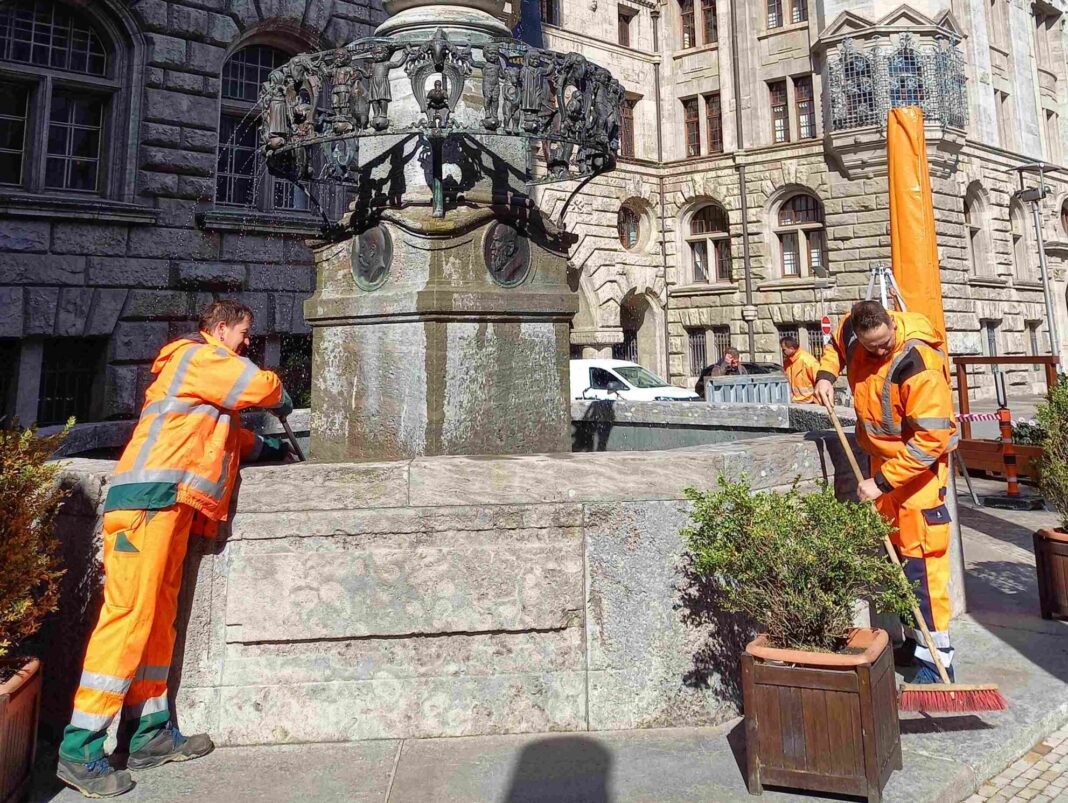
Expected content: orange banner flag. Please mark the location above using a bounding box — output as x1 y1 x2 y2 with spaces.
888 107 947 341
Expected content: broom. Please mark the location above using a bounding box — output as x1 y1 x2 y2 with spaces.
825 402 1007 713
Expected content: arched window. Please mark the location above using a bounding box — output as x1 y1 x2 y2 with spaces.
1010 200 1031 281
618 205 641 250
686 204 731 283
1061 199 1068 237
216 44 307 211
889 42 925 110
774 193 825 278
0 0 118 193
963 185 991 277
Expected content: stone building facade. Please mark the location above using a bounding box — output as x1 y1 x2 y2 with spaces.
0 0 1066 426
537 0 1068 397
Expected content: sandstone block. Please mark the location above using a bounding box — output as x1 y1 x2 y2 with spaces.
169 5 210 39
247 264 314 292
0 253 84 284
138 169 179 196
52 223 128 256
55 288 94 336
25 286 59 334
132 0 168 29
87 257 170 288
145 33 187 68
111 320 171 361
0 287 23 336
144 88 217 126
177 175 216 200
182 127 218 153
222 234 285 262
142 145 216 176
128 226 219 260
0 220 49 252
122 289 191 320
103 363 141 418
234 461 410 513
142 121 182 147
84 288 130 336
186 41 227 75
165 70 209 95
176 261 246 289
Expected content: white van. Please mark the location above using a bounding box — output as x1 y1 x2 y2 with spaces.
570 359 701 402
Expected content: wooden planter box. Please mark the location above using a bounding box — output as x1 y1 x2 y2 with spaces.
958 439 1044 478
0 658 41 803
741 629 901 803
1035 528 1068 620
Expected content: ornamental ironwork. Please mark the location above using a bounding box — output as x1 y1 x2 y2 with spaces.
260 28 626 217
827 34 967 133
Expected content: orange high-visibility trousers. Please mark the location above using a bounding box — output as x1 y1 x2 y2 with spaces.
872 453 953 667
60 504 193 762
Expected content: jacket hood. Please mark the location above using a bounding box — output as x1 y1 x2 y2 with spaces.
150 332 208 375
892 310 946 351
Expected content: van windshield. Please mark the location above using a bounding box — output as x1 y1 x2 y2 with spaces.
615 366 670 389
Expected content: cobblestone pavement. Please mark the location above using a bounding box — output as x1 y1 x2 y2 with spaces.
967 723 1068 802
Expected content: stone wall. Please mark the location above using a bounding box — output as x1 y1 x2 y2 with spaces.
38 429 928 745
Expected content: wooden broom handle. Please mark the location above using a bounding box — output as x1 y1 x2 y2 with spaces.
824 403 953 686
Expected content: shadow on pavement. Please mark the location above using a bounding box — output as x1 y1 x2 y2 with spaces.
501 736 613 803
899 714 996 735
958 505 1039 553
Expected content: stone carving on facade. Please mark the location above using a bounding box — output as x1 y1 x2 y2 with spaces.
484 221 531 286
352 225 393 291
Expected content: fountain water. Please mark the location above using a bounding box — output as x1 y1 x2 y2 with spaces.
260 0 625 460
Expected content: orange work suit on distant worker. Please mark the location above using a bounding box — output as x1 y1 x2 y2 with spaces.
779 336 820 404
814 300 958 682
57 301 293 799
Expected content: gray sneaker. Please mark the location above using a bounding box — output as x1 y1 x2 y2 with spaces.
56 756 134 798
127 721 214 770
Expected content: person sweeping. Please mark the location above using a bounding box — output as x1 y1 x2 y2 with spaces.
815 300 960 683
57 300 294 798
779 336 820 404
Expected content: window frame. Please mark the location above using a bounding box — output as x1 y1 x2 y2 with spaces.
680 0 696 50
705 92 723 154
540 0 561 26
701 0 717 44
618 204 641 250
767 0 783 29
794 75 815 140
617 7 634 47
0 0 129 199
769 79 789 144
619 97 636 158
683 96 700 157
774 193 825 279
216 43 311 214
686 203 732 284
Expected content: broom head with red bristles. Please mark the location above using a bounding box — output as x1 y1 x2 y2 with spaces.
899 683 1008 713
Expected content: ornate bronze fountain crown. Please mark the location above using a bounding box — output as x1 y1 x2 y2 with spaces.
259 26 626 208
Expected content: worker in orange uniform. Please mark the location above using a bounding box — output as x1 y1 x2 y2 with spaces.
779 335 820 404
57 301 294 798
814 300 957 684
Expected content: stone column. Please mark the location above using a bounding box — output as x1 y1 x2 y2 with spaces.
305 206 576 461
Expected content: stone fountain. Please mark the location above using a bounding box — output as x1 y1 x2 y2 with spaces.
260 0 625 460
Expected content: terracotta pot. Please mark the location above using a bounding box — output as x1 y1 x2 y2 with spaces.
741 628 901 803
0 657 41 803
1035 528 1068 620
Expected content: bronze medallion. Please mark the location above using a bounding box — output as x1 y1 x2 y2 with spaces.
352 225 392 291
483 222 530 287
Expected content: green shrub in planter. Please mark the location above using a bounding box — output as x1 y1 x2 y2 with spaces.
1011 419 1047 447
0 421 70 661
683 477 916 652
1037 377 1068 530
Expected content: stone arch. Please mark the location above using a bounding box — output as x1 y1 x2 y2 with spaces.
764 184 827 280
963 180 993 278
614 286 666 376
677 196 733 285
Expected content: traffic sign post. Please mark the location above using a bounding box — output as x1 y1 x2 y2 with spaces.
821 315 832 346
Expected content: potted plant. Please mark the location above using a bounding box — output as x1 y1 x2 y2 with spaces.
683 477 917 803
1034 377 1068 620
1 422 69 803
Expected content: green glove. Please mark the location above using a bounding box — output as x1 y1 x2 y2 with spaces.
272 388 294 419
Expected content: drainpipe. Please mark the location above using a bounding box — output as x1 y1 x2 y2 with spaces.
651 7 671 378
728 0 756 361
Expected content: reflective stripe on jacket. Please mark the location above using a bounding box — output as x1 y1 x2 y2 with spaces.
104 331 285 520
816 310 957 490
784 348 819 403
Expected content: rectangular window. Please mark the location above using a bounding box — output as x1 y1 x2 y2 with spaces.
780 231 800 275
770 80 789 144
794 75 815 139
767 0 782 28
711 326 731 361
791 0 807 24
705 92 723 153
687 329 707 374
995 90 1013 150
0 84 28 186
620 99 635 158
540 0 560 25
702 0 717 44
618 9 631 47
613 332 639 363
37 338 106 425
684 97 700 156
714 239 731 281
680 0 696 49
217 113 257 206
776 324 800 346
808 230 825 276
45 92 103 192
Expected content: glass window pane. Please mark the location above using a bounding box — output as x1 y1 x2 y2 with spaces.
222 45 290 102
0 83 27 185
44 157 66 188
45 93 103 191
692 241 708 282
780 232 799 275
68 158 97 190
0 0 107 75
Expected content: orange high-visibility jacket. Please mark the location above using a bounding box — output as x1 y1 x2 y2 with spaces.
784 348 820 403
816 310 957 491
104 331 285 520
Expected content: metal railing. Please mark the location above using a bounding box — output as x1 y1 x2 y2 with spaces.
704 374 791 404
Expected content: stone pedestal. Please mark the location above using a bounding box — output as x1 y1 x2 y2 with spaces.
305 206 576 461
